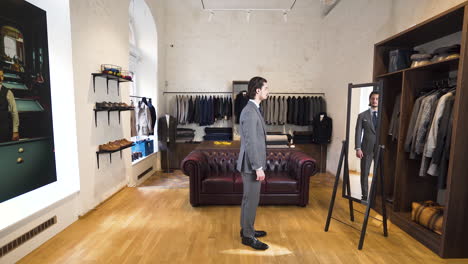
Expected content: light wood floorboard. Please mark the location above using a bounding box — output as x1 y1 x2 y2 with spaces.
17 172 468 264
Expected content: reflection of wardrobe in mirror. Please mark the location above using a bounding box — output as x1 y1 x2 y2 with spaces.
373 2 468 258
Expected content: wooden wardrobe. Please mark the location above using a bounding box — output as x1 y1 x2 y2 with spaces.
373 2 468 258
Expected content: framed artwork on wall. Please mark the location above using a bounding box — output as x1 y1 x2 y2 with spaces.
0 0 57 203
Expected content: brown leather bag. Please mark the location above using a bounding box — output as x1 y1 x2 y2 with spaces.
411 201 444 235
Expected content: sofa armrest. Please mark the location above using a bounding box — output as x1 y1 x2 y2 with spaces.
181 150 209 207
181 150 208 178
288 151 317 181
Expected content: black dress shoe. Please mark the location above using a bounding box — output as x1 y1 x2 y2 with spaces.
241 237 269 250
240 229 267 238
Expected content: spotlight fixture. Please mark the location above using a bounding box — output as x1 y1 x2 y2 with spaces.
283 10 288 22
246 10 251 23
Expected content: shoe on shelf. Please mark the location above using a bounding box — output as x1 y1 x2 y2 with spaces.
96 101 112 110
99 142 120 152
241 237 269 250
240 229 267 238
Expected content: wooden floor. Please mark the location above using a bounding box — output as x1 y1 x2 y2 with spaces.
18 172 468 264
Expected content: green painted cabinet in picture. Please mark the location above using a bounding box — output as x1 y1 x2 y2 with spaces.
0 137 57 203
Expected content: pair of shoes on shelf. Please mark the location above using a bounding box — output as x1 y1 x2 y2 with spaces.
98 139 133 152
95 102 134 110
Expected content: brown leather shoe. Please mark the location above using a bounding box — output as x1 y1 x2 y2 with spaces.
121 139 134 146
99 142 120 152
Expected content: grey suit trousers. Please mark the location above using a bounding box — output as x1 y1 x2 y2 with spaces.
360 151 374 197
241 172 261 238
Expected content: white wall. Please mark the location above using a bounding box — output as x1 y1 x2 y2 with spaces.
302 0 394 174
0 0 80 263
70 0 133 215
69 0 166 214
164 0 326 140
391 0 467 34
128 0 162 185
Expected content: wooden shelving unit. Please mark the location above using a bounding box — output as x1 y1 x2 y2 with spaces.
373 2 468 258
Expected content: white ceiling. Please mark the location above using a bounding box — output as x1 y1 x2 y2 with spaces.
201 0 297 10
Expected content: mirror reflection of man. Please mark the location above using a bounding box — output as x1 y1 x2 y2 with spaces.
0 69 20 142
355 91 379 200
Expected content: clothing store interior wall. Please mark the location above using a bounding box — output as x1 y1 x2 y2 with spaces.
0 0 467 262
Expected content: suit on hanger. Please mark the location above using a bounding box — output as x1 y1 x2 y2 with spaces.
158 115 177 169
355 109 377 198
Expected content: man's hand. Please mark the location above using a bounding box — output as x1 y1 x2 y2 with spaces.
256 169 265 181
356 149 364 159
12 132 19 141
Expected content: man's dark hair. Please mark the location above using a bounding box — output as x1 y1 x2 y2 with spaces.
369 91 379 99
247 76 267 99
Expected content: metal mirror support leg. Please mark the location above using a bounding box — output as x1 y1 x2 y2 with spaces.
343 143 355 222
325 143 388 249
324 140 346 232
358 145 388 249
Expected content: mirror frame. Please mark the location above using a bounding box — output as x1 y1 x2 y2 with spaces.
343 81 384 201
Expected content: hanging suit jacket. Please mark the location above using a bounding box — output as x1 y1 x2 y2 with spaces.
137 103 153 136
287 97 293 124
404 95 424 152
235 92 249 124
312 112 333 144
158 115 177 150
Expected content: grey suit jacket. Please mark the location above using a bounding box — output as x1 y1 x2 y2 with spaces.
355 109 376 154
237 101 267 173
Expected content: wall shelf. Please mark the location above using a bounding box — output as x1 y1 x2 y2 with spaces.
93 108 133 127
377 57 460 78
96 143 134 169
91 73 132 95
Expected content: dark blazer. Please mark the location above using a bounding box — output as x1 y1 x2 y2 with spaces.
237 101 267 173
287 97 292 124
303 97 310 125
355 109 376 154
235 91 249 124
158 115 177 150
194 96 200 124
312 112 333 144
187 96 194 123
319 96 327 113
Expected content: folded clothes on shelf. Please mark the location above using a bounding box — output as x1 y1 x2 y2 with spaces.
432 44 461 62
205 127 233 134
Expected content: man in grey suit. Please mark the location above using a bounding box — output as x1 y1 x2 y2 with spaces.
355 91 379 200
237 76 269 250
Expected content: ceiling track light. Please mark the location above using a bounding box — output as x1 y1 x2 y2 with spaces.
283 10 288 22
246 10 251 23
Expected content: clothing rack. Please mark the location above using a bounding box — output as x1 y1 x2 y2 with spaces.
269 92 325 95
163 92 231 94
163 91 325 95
130 95 152 99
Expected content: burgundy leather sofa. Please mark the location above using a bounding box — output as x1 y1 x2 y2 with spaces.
181 149 317 207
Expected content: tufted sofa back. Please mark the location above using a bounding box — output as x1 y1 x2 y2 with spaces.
200 149 291 174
